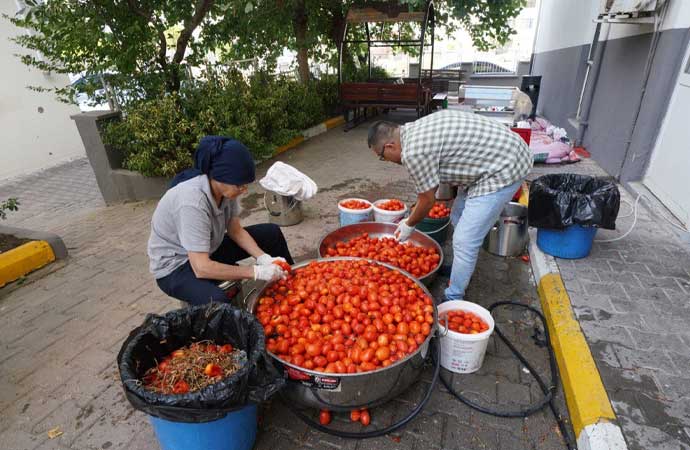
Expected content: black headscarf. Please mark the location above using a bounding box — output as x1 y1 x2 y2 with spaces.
169 136 256 188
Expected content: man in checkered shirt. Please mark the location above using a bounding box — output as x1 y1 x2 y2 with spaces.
368 110 532 301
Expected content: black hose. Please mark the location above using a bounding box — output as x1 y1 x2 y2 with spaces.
440 301 577 450
280 334 442 439
282 302 576 449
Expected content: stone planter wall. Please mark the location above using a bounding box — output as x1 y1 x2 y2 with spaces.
70 110 169 205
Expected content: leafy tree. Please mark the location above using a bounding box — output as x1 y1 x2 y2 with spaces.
222 0 526 81
7 0 525 103
6 0 222 105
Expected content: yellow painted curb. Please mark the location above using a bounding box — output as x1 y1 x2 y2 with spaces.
324 116 345 129
274 116 345 156
537 273 616 436
276 136 305 155
0 240 56 287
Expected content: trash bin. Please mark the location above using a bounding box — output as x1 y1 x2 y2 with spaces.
149 405 258 450
117 304 285 450
528 174 620 259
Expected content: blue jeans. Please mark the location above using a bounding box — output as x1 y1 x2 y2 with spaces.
444 181 522 301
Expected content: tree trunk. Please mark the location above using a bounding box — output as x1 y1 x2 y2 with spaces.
293 0 309 83
327 2 350 78
166 64 181 93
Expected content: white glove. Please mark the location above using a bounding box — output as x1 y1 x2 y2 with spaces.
253 264 286 282
256 253 286 266
394 219 415 242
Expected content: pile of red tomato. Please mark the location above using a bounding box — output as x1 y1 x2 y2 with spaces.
376 199 405 211
340 199 371 210
427 202 451 219
255 259 434 374
440 309 489 334
324 233 440 278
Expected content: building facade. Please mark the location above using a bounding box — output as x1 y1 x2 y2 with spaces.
0 0 85 181
531 0 690 227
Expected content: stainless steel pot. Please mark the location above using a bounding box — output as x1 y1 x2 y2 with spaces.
436 183 457 201
245 257 438 411
264 191 303 227
482 202 528 257
317 222 444 286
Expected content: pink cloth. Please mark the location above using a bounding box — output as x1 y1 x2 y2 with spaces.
528 118 580 164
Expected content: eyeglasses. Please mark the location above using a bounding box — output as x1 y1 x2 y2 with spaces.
377 144 387 161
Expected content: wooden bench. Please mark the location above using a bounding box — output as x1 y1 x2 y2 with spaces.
341 82 431 128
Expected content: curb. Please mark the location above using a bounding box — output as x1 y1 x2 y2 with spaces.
0 225 68 288
0 241 55 288
275 116 345 155
528 228 627 450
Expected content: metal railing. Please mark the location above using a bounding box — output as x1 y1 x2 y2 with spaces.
472 60 516 75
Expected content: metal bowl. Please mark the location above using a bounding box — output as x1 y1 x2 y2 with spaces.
317 222 444 286
245 257 438 411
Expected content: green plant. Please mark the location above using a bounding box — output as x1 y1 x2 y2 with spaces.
103 69 339 178
342 63 392 82
0 198 20 220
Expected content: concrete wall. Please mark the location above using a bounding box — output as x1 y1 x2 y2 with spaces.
0 0 85 181
584 28 689 180
530 0 690 181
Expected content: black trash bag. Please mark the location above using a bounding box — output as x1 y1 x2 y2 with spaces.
117 303 285 423
528 174 620 230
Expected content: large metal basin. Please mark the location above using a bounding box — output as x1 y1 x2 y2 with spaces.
245 257 438 411
317 222 444 286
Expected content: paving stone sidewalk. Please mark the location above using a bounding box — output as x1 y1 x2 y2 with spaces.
528 159 690 450
0 157 104 232
0 117 571 450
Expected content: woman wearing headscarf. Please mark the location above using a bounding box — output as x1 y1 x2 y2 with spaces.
147 136 294 305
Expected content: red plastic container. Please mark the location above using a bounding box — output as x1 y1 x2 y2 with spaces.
510 127 531 145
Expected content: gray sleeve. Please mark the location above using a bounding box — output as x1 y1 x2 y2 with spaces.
224 199 241 223
175 205 212 253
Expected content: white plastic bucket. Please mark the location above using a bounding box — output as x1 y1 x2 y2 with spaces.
338 198 373 226
372 199 408 224
438 300 495 374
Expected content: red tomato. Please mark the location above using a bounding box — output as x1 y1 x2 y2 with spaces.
319 410 332 425
172 380 190 394
375 346 391 361
350 410 361 422
204 363 223 378
219 344 234 354
360 409 371 426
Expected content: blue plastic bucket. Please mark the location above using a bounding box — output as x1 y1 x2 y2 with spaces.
149 403 257 450
536 225 597 259
338 198 373 226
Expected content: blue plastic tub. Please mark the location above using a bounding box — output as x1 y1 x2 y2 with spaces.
536 225 597 259
149 403 257 450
